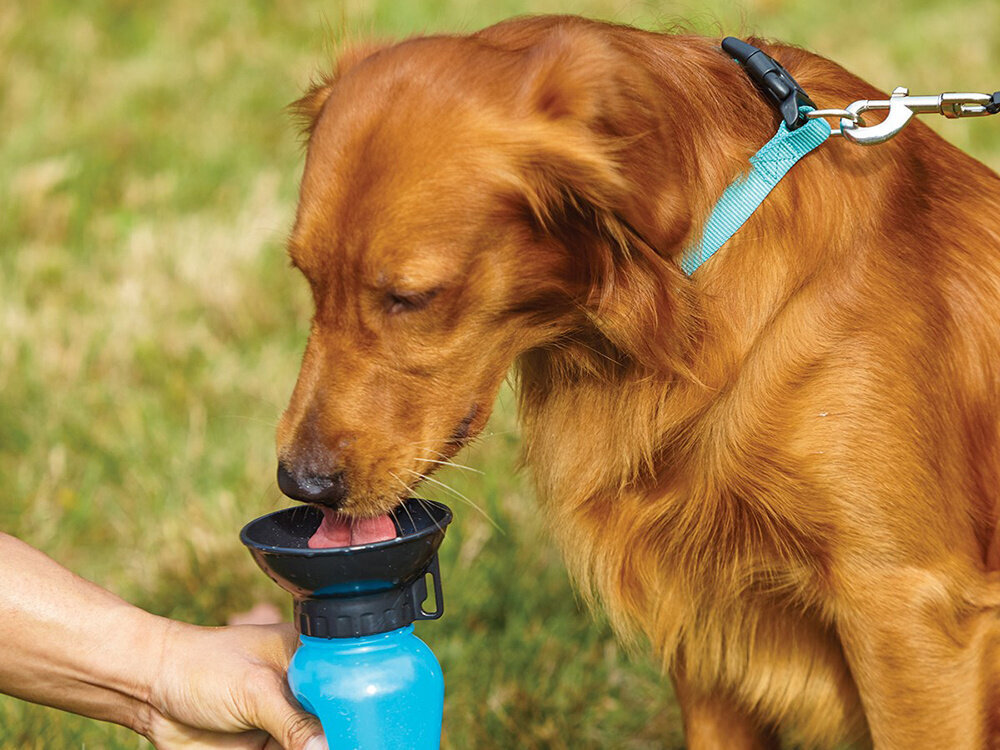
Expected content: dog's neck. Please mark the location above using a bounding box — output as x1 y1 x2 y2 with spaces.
514 36 883 508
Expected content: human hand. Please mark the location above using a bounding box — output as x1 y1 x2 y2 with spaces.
0 534 323 749
141 618 326 750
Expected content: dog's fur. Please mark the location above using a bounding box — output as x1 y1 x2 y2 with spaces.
275 15 1000 748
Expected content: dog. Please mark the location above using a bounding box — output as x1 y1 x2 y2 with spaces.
273 15 1000 748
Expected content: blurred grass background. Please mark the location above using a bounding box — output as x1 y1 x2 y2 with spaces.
1 0 997 747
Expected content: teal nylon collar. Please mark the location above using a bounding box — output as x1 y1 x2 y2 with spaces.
680 112 831 276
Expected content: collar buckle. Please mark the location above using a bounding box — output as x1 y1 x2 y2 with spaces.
721 37 816 131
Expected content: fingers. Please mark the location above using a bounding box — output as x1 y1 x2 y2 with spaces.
147 716 274 749
251 678 325 750
266 710 325 750
262 734 327 750
254 626 326 750
208 623 322 749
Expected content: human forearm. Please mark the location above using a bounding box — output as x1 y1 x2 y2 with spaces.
0 532 325 749
0 532 162 733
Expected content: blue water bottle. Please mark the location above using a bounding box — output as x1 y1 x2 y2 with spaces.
240 499 452 749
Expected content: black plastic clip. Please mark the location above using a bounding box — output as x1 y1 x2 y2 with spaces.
721 37 816 131
413 556 445 620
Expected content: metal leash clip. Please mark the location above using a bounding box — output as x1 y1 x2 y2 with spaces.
806 87 1000 145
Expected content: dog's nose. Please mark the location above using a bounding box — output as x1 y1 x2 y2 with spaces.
276 462 349 508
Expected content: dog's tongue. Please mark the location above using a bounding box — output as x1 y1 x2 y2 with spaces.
307 507 397 549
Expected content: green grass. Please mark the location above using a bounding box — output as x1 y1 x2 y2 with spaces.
1 1 997 747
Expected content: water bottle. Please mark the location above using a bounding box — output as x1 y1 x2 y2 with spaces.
240 498 452 749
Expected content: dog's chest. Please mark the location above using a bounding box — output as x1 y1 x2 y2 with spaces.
545 491 867 745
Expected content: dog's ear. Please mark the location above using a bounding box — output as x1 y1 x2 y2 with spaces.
291 40 393 138
511 28 697 373
518 25 623 124
291 77 336 137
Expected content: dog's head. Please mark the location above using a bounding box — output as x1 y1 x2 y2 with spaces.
276 19 700 518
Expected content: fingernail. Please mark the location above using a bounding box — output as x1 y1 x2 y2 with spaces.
304 735 328 750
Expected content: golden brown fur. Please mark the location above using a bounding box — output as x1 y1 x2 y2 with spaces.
276 15 1000 748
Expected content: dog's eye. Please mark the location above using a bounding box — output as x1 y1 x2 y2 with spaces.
385 288 440 315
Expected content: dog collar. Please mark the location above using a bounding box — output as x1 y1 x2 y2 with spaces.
680 111 830 275
680 39 831 276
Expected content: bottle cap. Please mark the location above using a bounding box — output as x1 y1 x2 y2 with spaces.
240 498 452 637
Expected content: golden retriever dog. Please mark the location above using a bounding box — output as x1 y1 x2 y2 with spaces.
273 14 1000 749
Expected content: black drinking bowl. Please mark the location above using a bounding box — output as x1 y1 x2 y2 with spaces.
240 498 452 601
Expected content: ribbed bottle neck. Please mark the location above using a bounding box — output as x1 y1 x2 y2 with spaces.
299 624 414 648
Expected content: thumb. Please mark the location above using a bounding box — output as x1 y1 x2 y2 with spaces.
254 680 326 750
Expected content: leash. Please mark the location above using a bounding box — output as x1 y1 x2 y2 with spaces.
679 38 1000 276
805 88 1000 145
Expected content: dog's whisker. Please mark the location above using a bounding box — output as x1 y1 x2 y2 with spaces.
392 469 445 535
407 442 479 466
414 495 445 535
405 439 452 450
388 505 400 533
415 445 454 460
401 501 417 534
413 457 484 474
416 474 466 533
388 471 419 532
405 469 503 533
388 470 412 495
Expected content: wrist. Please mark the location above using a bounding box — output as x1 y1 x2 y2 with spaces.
96 601 167 735
132 611 184 738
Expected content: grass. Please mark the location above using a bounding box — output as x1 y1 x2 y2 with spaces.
1 1 997 747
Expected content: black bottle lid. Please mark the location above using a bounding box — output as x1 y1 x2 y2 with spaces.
240 499 452 638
